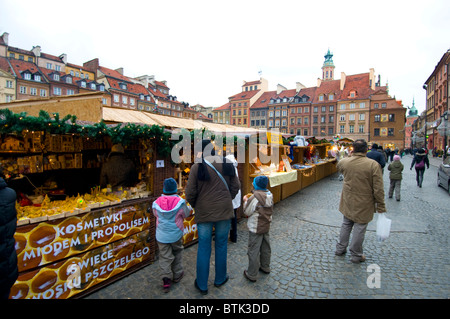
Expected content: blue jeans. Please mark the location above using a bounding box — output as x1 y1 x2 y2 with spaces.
196 219 230 291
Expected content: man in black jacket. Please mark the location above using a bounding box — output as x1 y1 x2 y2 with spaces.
366 143 386 170
0 176 18 299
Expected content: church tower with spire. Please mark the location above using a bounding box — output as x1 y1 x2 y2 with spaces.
322 49 335 81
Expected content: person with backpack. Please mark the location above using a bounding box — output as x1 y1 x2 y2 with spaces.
410 148 430 188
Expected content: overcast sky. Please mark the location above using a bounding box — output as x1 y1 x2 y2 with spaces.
1 0 449 113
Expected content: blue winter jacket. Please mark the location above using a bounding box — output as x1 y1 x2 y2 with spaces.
152 195 192 243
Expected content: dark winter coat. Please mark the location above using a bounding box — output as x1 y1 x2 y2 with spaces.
410 153 430 170
99 152 138 188
0 178 18 295
185 155 240 224
388 161 404 180
366 149 386 168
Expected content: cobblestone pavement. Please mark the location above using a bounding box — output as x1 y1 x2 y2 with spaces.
85 155 449 300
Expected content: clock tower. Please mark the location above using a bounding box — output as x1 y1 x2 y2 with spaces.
322 49 335 81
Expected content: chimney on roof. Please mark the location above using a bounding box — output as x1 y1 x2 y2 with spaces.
340 72 346 90
296 82 305 92
317 78 322 87
1 32 9 46
115 67 124 75
369 68 375 90
83 58 99 72
277 84 287 95
32 45 41 57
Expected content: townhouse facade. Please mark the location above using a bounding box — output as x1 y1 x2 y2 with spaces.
423 49 449 151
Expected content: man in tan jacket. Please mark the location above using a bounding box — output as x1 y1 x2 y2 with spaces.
335 139 386 263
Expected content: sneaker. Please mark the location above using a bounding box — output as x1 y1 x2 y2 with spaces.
173 271 184 283
350 255 366 263
243 270 256 282
259 267 270 274
335 250 346 256
162 277 171 293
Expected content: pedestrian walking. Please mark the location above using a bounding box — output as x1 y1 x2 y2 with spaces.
152 178 192 293
185 139 240 295
366 143 386 170
225 154 241 243
242 175 273 282
335 139 387 263
388 155 404 201
0 176 18 299
410 148 430 188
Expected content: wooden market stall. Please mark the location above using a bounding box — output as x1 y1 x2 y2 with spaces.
1 93 340 299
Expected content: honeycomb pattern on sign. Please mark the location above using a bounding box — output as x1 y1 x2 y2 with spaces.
182 215 198 245
15 201 155 273
10 229 155 299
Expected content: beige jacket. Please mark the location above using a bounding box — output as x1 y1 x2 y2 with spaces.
337 152 386 224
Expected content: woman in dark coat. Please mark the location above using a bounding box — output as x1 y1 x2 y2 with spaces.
410 148 430 188
0 177 18 299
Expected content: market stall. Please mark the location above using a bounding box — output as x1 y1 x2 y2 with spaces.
0 107 170 299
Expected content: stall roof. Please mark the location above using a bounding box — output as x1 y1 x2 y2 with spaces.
101 107 261 134
102 107 159 126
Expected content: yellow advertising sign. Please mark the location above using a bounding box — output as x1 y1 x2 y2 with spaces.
266 131 283 145
10 229 154 299
14 201 153 272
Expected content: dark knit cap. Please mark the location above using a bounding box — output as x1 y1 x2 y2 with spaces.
163 178 178 195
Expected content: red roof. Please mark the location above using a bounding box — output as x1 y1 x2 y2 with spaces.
8 59 46 80
214 102 231 111
228 89 260 101
339 73 373 101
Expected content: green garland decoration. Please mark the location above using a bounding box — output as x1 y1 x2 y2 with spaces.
0 109 173 156
0 109 250 157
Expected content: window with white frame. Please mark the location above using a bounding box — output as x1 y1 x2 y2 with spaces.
349 114 355 121
6 80 13 88
340 125 345 133
40 89 46 97
349 125 354 133
340 114 345 121
114 95 119 103
19 86 26 94
350 103 355 109
53 87 61 95
23 73 31 80
359 125 364 133
359 113 365 120
30 88 37 95
340 104 345 110
122 96 127 104
34 75 41 82
359 102 365 108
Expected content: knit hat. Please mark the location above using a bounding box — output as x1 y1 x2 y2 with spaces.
393 155 400 161
163 178 178 195
253 175 269 190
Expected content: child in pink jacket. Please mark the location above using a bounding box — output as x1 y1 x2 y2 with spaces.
152 178 192 292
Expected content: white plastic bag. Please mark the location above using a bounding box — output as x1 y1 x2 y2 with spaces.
376 213 392 242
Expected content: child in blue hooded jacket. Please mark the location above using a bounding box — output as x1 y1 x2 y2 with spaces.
152 178 192 292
